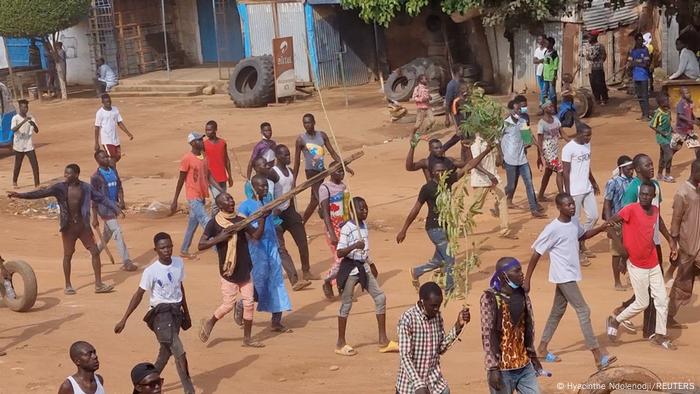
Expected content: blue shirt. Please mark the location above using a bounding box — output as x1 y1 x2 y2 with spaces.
604 175 633 216
243 180 282 226
98 167 119 202
630 47 650 81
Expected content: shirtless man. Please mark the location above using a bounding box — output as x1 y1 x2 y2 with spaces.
58 341 105 394
405 137 470 182
8 164 121 294
292 113 351 224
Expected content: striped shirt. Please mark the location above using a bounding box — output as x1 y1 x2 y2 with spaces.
396 304 461 394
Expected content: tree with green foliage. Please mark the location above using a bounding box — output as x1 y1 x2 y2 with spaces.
0 0 92 100
342 0 572 28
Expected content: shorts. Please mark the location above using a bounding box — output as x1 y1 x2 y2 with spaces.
61 222 97 255
607 224 625 257
103 144 122 161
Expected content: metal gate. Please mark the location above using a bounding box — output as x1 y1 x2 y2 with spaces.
197 0 244 64
88 0 119 75
311 5 371 89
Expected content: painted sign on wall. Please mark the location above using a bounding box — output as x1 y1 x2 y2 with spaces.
272 36 295 99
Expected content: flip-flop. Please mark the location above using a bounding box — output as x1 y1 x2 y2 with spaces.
620 320 637 334
199 318 211 343
410 269 420 293
597 354 617 370
94 284 114 294
334 345 357 356
379 340 399 353
650 335 677 351
242 340 265 348
292 280 311 291
543 352 562 363
64 287 77 295
322 282 334 299
121 262 138 272
606 316 619 341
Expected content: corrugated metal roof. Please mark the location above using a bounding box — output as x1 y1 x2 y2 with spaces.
582 0 640 32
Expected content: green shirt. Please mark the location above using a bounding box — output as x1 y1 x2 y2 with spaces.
649 108 672 145
622 177 662 207
542 51 559 82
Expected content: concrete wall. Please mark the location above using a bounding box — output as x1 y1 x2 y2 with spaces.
174 0 203 65
60 20 93 85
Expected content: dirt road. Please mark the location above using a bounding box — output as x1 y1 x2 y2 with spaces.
1 85 698 393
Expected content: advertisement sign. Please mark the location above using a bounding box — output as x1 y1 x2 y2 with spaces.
272 36 295 100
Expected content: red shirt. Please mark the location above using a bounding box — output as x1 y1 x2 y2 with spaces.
180 152 209 200
204 138 228 183
619 203 659 269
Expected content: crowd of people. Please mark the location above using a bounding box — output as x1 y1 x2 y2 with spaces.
2 33 700 394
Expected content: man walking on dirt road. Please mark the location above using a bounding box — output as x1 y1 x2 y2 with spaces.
171 132 223 260
58 341 106 394
94 93 133 165
293 113 350 224
91 150 136 272
114 232 195 394
8 163 121 295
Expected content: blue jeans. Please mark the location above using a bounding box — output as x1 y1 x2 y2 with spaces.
543 79 557 110
181 199 210 254
536 75 546 105
504 163 538 213
413 227 454 292
488 364 540 394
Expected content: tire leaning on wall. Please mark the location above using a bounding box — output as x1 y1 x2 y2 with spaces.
228 55 275 108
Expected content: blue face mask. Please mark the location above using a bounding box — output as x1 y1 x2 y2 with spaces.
505 276 520 289
520 106 528 114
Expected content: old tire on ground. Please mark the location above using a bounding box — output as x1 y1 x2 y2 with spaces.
578 365 662 394
228 55 275 108
385 72 417 102
575 88 595 118
1 260 37 312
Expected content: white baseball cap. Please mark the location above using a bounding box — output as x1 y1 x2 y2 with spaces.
187 132 204 143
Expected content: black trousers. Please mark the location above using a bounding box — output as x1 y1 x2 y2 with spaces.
589 69 609 102
13 149 39 186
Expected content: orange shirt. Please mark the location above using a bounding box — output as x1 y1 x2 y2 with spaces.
180 152 209 200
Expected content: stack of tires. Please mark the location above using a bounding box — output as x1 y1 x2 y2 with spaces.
384 57 449 102
228 55 276 108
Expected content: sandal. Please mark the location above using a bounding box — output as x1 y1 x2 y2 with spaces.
335 344 357 357
242 340 265 348
64 287 77 295
292 280 311 291
94 283 114 294
379 340 399 353
121 262 138 272
199 318 211 343
542 352 562 363
597 354 617 370
322 281 334 299
650 335 677 350
606 316 619 342
410 269 420 293
620 320 637 334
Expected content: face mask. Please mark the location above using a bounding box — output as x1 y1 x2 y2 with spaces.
505 275 520 289
520 106 528 114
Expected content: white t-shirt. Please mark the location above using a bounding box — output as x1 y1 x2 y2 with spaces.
95 106 123 146
139 257 185 307
337 220 371 275
11 114 37 152
470 135 500 188
561 140 592 196
272 166 294 211
534 46 547 76
532 218 585 284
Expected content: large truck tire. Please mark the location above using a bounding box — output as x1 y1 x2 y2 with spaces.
385 72 417 102
578 365 662 394
1 260 37 312
228 55 275 108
